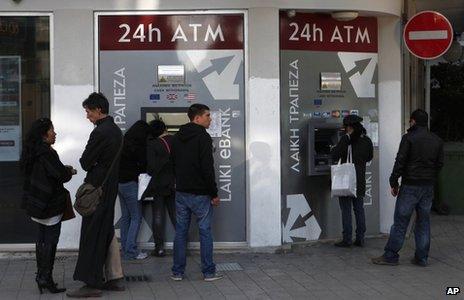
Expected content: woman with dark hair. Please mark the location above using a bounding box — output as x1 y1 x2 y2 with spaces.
20 118 76 294
118 120 152 260
145 119 176 257
331 115 374 248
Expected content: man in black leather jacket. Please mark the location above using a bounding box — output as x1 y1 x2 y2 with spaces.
372 109 444 267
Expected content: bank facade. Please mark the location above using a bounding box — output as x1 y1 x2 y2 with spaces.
0 0 402 250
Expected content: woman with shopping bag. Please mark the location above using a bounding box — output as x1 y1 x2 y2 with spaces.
331 115 373 248
117 120 152 260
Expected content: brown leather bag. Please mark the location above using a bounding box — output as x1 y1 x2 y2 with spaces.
74 140 122 217
61 189 76 221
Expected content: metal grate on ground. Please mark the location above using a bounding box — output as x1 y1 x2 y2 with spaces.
124 275 151 282
215 262 243 272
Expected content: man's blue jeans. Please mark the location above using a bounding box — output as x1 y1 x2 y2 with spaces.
172 192 215 276
118 181 143 259
339 196 366 243
384 185 434 264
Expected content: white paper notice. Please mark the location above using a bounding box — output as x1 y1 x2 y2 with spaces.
207 111 222 138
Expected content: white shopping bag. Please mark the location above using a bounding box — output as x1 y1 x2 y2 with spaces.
137 173 152 200
331 145 357 197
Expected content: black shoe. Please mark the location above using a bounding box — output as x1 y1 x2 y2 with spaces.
334 241 352 247
371 256 398 266
410 258 427 267
36 243 66 294
152 246 166 257
102 278 126 291
353 239 364 247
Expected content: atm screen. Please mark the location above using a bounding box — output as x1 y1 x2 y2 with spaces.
142 108 189 134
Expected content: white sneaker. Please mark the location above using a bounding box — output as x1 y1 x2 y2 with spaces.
135 252 148 260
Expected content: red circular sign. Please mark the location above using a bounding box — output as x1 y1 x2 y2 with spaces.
404 11 453 60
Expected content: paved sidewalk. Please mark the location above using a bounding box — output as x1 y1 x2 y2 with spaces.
0 214 463 299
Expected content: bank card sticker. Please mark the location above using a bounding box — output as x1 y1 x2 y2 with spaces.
206 111 222 138
322 111 331 118
313 112 321 118
331 110 341 118
313 99 322 106
350 109 359 116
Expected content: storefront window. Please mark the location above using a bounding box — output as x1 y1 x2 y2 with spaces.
0 16 50 243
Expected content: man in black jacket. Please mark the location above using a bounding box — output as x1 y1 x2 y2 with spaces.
68 93 125 298
170 103 223 282
372 109 444 267
331 115 374 247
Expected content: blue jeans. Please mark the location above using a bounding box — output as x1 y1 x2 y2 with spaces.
339 196 366 243
384 185 434 264
172 192 215 276
118 181 142 259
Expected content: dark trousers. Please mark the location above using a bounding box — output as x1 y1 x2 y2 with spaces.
384 185 433 263
151 192 176 246
37 222 61 245
338 196 366 243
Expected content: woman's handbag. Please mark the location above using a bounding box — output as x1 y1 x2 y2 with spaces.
74 141 123 217
331 145 357 197
61 188 76 221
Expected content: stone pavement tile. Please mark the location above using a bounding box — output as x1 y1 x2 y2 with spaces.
103 291 132 300
189 277 225 299
168 277 201 299
17 288 41 300
0 290 18 300
212 274 247 298
226 271 269 298
149 278 178 299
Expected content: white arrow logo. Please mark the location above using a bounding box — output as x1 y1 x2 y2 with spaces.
282 194 321 243
185 50 242 100
338 52 378 98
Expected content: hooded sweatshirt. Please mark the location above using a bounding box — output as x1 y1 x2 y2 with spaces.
171 122 218 198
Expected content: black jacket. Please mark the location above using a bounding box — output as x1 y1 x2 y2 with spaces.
331 133 374 198
22 143 72 219
145 134 175 197
390 125 444 188
118 135 147 183
74 116 123 288
171 123 218 198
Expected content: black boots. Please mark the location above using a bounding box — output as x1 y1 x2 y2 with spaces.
35 243 66 294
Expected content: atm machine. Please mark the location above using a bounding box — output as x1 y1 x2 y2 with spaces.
307 119 344 176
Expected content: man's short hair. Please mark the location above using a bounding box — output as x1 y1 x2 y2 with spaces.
82 92 109 114
187 103 210 121
410 109 428 126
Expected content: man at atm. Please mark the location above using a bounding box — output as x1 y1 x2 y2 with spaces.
331 115 374 248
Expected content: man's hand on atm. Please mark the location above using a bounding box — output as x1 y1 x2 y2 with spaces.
391 187 399 197
211 197 220 207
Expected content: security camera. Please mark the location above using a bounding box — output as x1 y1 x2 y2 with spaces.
287 10 296 18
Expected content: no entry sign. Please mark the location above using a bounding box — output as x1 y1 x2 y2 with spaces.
404 11 453 60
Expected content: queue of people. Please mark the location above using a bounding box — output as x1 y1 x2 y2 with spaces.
19 89 443 296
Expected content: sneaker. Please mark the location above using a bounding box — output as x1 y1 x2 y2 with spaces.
334 240 352 248
170 273 184 281
371 256 399 266
152 248 166 257
135 252 148 260
410 258 427 267
204 273 224 282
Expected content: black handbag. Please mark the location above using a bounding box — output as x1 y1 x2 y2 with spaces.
74 140 122 217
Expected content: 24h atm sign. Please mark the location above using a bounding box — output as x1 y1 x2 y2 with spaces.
404 11 453 60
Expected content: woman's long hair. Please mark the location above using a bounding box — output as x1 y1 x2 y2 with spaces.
20 118 53 174
124 120 151 144
350 122 367 141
